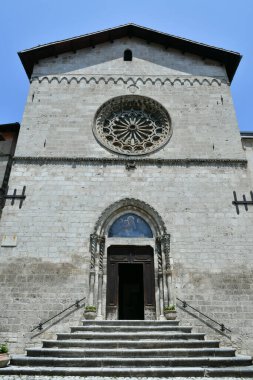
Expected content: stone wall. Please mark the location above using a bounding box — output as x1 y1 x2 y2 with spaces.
0 37 252 355
16 38 243 160
0 161 252 353
242 136 253 181
32 37 226 78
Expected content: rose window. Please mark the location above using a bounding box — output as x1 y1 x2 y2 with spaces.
93 96 172 155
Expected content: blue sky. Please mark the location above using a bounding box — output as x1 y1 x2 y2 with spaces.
0 0 252 131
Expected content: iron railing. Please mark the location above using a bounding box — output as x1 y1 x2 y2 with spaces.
176 297 231 333
31 296 230 333
31 296 86 332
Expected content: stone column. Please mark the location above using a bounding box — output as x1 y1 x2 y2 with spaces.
96 235 105 319
162 233 174 305
88 233 98 306
156 237 165 320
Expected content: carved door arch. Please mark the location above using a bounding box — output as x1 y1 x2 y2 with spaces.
88 198 175 320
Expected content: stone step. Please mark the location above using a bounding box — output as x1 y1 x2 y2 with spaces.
2 319 252 377
82 320 179 326
11 355 252 368
71 325 192 333
43 339 220 349
57 332 205 340
1 365 253 377
27 347 236 358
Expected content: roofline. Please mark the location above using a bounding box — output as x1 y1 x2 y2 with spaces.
241 131 253 138
18 23 242 81
0 122 20 132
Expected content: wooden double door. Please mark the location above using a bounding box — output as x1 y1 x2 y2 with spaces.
106 245 156 320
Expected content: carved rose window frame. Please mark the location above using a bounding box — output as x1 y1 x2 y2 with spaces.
93 95 172 156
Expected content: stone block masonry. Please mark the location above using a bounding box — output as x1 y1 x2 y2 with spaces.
16 38 243 160
0 35 252 356
0 160 253 353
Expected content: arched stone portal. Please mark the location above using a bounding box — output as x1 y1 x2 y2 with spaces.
88 198 175 320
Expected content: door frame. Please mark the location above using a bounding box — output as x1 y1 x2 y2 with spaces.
87 198 175 321
106 245 156 320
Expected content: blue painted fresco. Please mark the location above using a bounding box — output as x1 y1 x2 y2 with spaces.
108 213 153 238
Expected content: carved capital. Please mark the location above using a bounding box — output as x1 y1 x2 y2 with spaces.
162 233 171 270
162 233 170 251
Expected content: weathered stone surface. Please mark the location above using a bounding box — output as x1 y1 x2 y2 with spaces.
0 321 253 377
0 33 252 357
0 377 252 380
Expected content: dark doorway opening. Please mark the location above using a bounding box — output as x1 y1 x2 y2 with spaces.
106 245 156 320
118 264 144 320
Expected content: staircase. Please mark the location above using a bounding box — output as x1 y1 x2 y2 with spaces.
1 320 253 377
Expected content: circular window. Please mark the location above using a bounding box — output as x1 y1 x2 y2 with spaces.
93 96 172 155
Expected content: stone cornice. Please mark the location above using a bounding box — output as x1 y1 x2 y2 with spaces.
31 75 227 87
14 156 247 168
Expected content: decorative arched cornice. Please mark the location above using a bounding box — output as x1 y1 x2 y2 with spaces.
31 75 226 87
94 198 167 236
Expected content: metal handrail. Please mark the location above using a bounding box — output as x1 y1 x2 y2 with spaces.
176 297 231 333
31 296 86 332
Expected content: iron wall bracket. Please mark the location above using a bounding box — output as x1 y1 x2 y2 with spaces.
232 191 253 215
4 186 26 209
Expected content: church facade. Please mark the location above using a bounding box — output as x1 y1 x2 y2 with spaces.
0 24 253 355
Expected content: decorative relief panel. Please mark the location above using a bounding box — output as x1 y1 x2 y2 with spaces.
93 95 172 156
